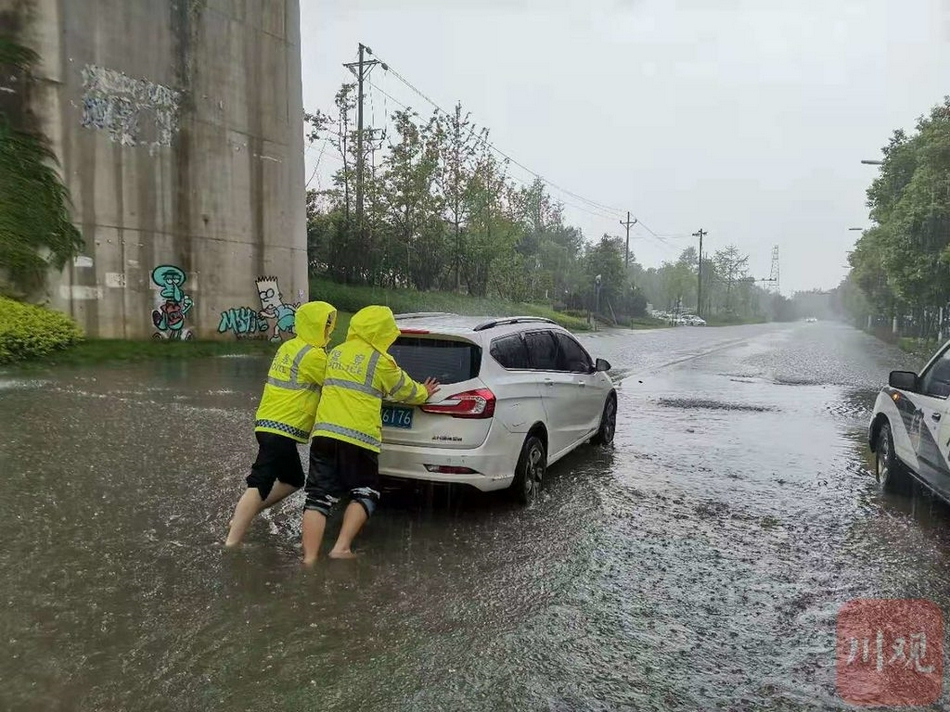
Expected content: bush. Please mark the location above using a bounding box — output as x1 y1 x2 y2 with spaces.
0 297 82 363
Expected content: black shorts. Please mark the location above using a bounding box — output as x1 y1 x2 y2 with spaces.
246 432 305 500
304 436 380 517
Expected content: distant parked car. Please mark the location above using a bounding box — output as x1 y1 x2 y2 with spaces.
684 315 706 326
869 341 950 504
378 314 618 505
805 317 818 323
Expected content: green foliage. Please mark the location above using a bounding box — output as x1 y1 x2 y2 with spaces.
309 277 589 332
846 97 950 335
0 33 83 295
0 296 82 363
305 85 648 321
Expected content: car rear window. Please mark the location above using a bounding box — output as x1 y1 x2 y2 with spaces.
389 337 481 385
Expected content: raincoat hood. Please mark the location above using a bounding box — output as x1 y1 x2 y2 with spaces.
347 305 400 353
294 301 337 348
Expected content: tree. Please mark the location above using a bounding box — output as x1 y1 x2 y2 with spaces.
0 33 83 296
848 97 950 337
436 103 485 291
585 235 627 315
378 110 445 291
711 245 750 315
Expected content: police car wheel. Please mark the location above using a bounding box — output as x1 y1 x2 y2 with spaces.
877 422 908 493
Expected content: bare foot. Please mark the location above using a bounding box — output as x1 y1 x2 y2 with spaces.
302 556 319 566
224 539 240 549
328 549 358 560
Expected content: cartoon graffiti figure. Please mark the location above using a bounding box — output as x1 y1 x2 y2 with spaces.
256 276 298 343
151 264 194 340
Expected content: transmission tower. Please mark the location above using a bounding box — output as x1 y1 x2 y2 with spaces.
768 246 780 293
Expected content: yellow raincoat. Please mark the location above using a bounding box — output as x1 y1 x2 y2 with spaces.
255 301 337 442
312 305 429 452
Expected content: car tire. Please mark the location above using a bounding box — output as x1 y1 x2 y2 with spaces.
592 394 617 447
510 435 546 506
877 421 909 493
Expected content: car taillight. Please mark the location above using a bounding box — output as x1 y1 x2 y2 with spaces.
420 388 496 419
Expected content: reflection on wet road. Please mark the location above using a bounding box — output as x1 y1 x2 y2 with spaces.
3 322 950 710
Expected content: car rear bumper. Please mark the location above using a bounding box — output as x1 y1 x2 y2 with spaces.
378 429 519 492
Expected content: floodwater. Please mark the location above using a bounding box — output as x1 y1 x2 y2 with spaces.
3 322 950 711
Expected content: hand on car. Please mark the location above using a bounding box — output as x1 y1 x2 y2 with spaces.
423 378 440 398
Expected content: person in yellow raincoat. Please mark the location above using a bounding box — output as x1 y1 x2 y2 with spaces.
302 305 439 562
225 301 337 547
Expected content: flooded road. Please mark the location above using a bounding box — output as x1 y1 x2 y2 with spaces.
4 322 950 711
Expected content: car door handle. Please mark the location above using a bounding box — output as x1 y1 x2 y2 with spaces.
933 412 942 421
543 378 554 387
576 380 587 387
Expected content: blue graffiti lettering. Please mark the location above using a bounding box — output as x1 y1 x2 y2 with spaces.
218 307 269 337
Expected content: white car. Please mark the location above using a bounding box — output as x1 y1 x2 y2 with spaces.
869 342 950 503
684 315 706 326
379 314 617 504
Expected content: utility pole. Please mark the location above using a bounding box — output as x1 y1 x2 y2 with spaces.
343 44 385 234
355 44 366 232
620 212 637 267
692 229 707 316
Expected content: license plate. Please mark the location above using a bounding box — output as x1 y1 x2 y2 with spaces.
382 405 414 429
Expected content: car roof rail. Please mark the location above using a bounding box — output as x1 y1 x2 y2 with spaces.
473 316 557 332
393 311 455 320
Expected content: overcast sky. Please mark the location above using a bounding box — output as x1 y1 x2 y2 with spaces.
300 0 950 294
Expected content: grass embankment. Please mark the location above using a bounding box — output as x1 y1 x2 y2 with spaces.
310 278 590 332
897 337 939 360
703 315 768 327
9 312 356 369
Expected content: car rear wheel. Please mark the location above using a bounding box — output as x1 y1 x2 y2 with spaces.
877 421 908 493
511 435 546 505
592 394 617 447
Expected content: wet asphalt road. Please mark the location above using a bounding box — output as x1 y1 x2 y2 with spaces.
3 321 950 711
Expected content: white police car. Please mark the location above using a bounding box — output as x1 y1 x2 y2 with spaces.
869 341 950 502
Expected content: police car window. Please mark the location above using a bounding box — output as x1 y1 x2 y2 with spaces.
524 331 558 370
554 332 592 373
389 337 481 385
919 350 950 398
490 334 529 369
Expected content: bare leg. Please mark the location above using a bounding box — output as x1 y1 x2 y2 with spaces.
328 502 368 559
301 509 328 565
225 483 299 547
260 481 299 510
225 489 265 547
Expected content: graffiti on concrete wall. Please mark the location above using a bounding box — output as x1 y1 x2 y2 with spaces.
217 276 299 342
217 307 269 338
151 265 194 340
81 64 180 154
256 276 299 342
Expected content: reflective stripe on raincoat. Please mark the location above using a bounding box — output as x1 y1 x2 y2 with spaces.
312 305 429 452
255 301 337 442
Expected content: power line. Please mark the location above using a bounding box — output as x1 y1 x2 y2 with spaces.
364 79 625 224
318 48 681 246
371 49 634 220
